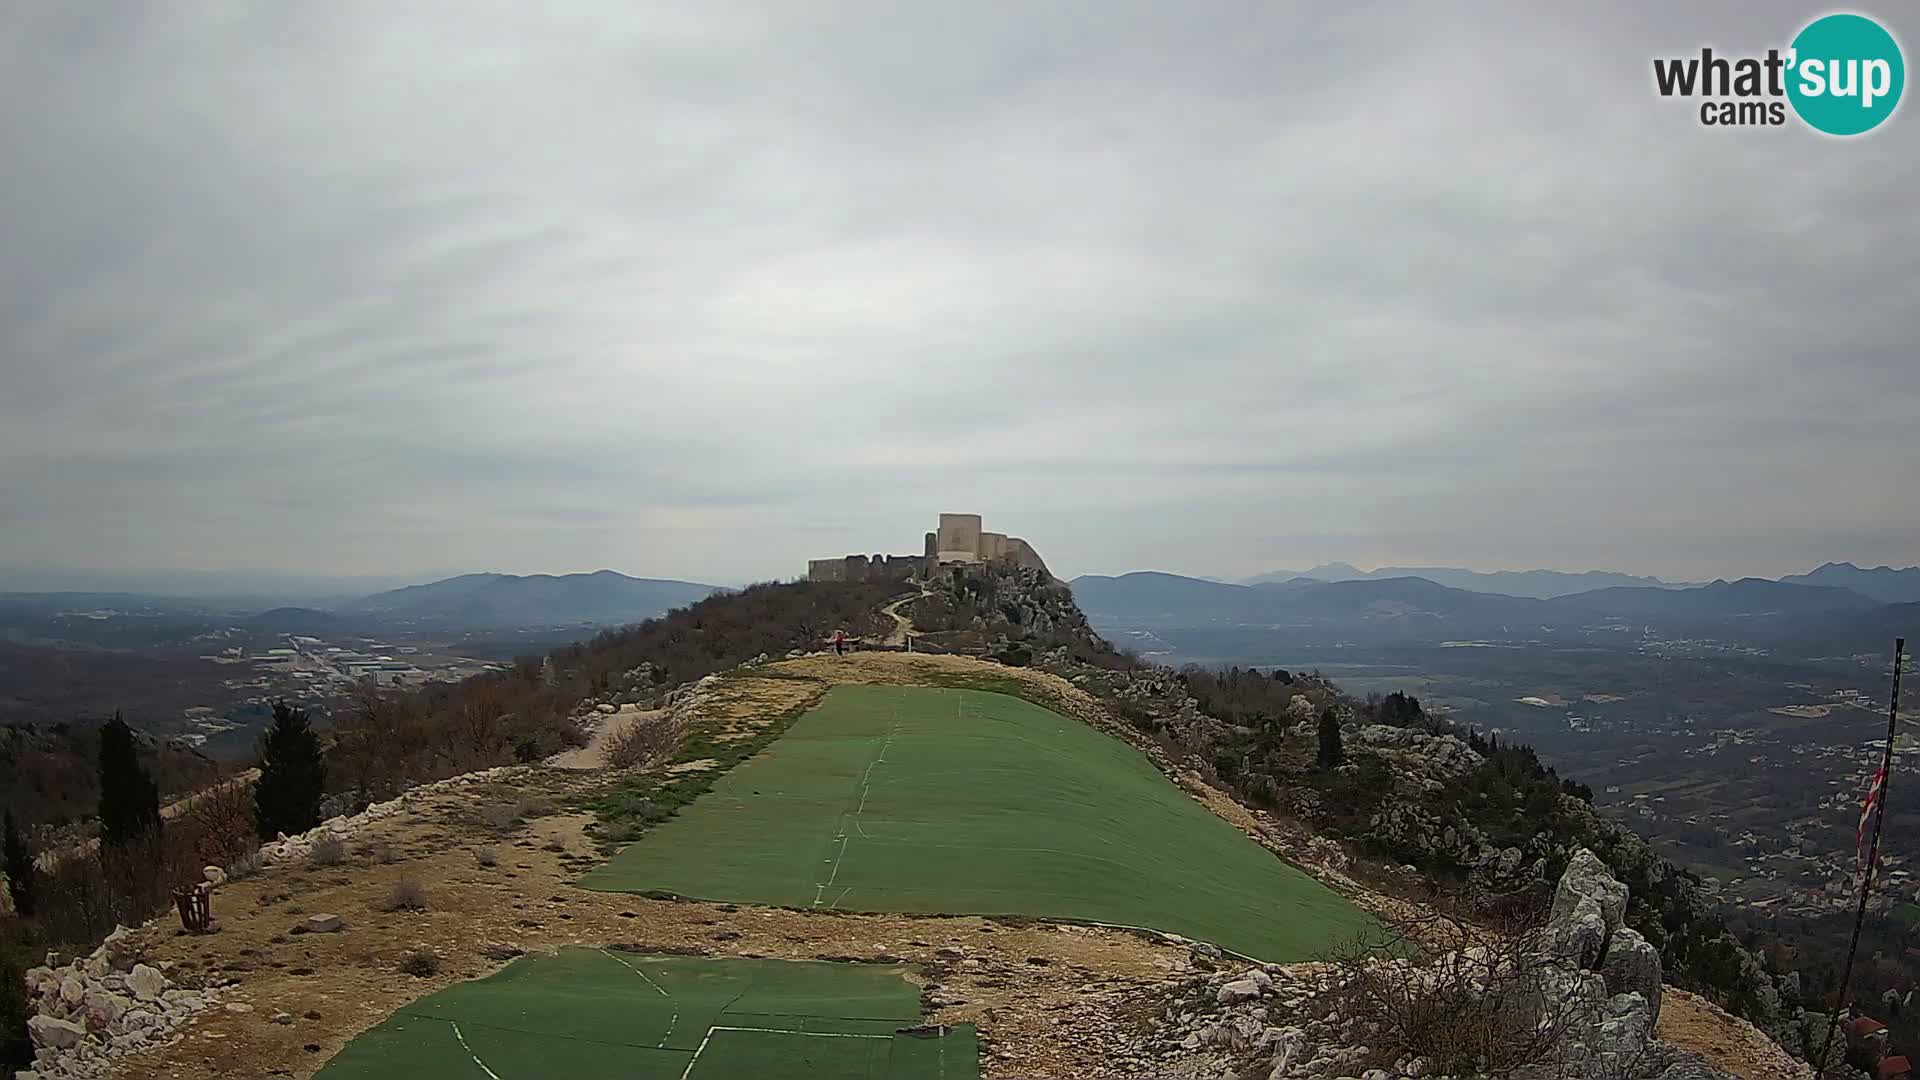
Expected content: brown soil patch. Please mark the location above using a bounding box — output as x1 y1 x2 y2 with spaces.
1658 988 1812 1080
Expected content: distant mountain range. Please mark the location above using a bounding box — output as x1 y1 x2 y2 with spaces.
1071 566 1915 649
1779 562 1920 605
1242 563 1687 599
346 571 720 627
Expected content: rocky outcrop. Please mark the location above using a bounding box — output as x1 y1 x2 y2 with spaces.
1140 850 1738 1080
17 925 218 1080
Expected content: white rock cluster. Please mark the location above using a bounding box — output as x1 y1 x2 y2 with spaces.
16 926 216 1080
257 764 523 863
1139 850 1736 1080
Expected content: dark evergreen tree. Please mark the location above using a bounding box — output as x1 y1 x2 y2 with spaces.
254 702 326 840
2 811 33 917
97 713 161 846
1316 706 1345 770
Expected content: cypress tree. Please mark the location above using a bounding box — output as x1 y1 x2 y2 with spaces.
254 702 326 839
1316 706 1345 770
2 811 33 917
97 712 161 845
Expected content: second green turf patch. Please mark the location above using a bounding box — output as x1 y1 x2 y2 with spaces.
581 684 1375 960
314 949 973 1080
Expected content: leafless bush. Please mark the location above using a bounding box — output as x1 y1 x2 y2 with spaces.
225 849 263 881
307 834 346 868
361 840 398 865
179 779 258 869
1322 895 1582 1079
513 795 556 819
473 846 498 868
477 802 520 831
384 877 428 912
604 715 686 770
399 948 440 976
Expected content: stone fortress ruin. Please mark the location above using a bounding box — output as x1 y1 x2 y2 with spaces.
807 512 1051 583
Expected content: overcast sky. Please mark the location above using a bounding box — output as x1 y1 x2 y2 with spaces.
3 2 1915 587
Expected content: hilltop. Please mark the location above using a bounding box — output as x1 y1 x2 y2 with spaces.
7 567 1836 1079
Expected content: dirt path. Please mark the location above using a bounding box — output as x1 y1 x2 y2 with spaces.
547 705 662 770
1659 987 1813 1080
878 588 929 646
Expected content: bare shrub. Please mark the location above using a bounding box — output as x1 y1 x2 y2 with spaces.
361 840 398 865
1322 895 1582 1079
306 834 346 868
477 802 520 831
398 948 440 977
225 849 264 881
514 795 557 819
179 779 258 869
383 878 428 912
603 715 686 771
473 847 498 868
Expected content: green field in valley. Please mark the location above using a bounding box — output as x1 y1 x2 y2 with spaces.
314 949 974 1080
581 684 1375 960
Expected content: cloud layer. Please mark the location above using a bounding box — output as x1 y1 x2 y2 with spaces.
3 2 1916 584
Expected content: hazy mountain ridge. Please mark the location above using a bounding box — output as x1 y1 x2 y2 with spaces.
1070 567 1899 646
1779 561 1920 605
1243 563 1688 598
348 570 721 627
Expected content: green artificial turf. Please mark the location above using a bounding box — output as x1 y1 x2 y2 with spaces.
580 684 1376 960
313 949 973 1080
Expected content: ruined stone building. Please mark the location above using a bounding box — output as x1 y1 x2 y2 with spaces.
806 513 1051 582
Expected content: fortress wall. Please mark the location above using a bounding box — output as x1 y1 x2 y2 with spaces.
979 532 1008 560
1004 537 1052 578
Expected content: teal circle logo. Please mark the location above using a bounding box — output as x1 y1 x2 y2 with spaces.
1787 13 1905 135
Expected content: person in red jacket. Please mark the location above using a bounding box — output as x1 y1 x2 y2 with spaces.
833 629 847 657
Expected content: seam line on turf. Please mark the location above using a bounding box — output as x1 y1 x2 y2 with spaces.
448 1020 503 1080
602 948 678 1047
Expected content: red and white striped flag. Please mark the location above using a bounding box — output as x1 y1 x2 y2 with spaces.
1858 760 1889 877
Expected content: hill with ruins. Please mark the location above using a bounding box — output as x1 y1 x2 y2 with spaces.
807 512 1052 583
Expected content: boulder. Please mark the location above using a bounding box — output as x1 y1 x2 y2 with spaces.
203 865 227 887
58 977 85 1006
128 964 166 1002
305 913 345 934
27 1016 86 1050
1550 893 1609 969
1216 977 1263 1005
81 990 127 1026
1600 927 1663 1023
100 925 140 972
1551 848 1627 945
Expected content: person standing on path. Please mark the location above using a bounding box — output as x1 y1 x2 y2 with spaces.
833 628 847 656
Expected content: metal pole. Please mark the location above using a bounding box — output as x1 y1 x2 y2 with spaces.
1816 637 1905 1075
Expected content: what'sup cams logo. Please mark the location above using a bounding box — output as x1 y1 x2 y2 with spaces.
1654 12 1904 135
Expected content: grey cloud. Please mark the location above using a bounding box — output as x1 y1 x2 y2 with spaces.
1 1 1916 586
